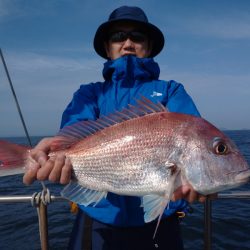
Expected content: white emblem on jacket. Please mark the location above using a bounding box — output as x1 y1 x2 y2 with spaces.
150 91 163 97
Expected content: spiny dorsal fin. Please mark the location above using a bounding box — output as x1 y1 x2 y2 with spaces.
57 97 167 142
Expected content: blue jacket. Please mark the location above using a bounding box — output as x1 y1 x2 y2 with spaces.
61 55 200 227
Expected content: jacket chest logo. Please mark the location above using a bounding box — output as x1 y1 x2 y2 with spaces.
150 91 163 97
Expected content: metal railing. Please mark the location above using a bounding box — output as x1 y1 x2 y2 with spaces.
203 191 250 250
1 191 249 203
0 195 65 203
0 191 250 250
0 191 65 250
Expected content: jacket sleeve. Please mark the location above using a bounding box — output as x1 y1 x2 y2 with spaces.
166 80 201 117
60 83 100 128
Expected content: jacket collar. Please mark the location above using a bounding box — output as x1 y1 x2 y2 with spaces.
102 55 160 82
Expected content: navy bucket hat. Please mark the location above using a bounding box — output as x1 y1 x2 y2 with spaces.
94 6 165 59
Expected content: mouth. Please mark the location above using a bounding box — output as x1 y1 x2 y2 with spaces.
122 52 136 56
235 169 250 183
225 168 250 179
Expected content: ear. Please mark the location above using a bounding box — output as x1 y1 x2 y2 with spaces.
147 40 153 58
104 42 110 59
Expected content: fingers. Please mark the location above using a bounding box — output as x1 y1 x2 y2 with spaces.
23 137 72 185
60 158 73 184
29 138 53 165
30 150 48 166
198 195 206 203
171 184 209 203
48 154 65 182
172 185 195 202
23 162 40 185
48 154 73 184
37 158 55 181
186 189 199 203
171 188 181 202
23 138 52 185
36 155 72 185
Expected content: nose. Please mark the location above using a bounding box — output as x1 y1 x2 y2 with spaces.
123 38 135 50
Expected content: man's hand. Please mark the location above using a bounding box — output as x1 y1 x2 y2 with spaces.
171 184 207 203
23 137 72 185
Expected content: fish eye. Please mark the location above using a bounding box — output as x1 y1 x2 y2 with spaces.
213 138 228 155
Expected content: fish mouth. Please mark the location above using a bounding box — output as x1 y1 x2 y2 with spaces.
235 170 250 183
225 169 250 183
197 169 250 196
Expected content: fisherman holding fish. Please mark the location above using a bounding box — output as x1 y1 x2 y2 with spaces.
18 5 249 250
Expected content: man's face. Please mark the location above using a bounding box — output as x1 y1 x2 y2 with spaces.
105 21 152 60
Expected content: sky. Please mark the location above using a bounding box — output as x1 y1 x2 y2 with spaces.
0 0 250 137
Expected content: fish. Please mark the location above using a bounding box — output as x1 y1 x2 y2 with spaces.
0 98 249 237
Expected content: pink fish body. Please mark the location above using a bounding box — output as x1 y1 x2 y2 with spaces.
0 99 249 230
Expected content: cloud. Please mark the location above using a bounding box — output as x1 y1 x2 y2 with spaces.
2 50 104 88
0 50 105 136
5 51 100 72
1 50 105 105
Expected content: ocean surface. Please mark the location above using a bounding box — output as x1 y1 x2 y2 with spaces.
0 131 249 250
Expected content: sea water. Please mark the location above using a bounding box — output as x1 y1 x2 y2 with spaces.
0 131 249 250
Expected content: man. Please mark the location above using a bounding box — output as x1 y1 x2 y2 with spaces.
24 6 205 250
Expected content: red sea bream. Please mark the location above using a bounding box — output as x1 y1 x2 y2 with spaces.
0 98 249 235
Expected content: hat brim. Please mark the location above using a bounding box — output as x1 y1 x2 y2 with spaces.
94 19 165 59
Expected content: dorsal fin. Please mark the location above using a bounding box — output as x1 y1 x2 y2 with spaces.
57 97 167 142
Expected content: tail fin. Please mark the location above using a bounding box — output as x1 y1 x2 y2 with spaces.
0 140 30 177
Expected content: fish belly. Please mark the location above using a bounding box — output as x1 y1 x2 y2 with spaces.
68 132 173 196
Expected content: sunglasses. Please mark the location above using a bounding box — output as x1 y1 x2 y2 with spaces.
108 31 148 43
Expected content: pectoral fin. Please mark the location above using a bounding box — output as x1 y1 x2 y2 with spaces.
141 168 180 238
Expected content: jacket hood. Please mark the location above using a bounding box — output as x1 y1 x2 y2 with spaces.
102 56 160 83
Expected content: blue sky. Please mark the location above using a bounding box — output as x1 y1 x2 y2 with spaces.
0 0 250 136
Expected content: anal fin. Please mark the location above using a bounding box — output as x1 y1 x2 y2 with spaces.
61 181 107 207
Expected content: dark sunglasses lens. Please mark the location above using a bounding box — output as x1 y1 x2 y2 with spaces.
109 32 127 42
109 31 147 43
130 31 147 42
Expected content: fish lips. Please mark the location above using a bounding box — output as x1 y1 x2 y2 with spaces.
234 169 250 184
195 169 250 196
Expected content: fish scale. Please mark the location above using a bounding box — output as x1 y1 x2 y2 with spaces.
58 103 249 213
0 98 249 238
65 117 173 194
